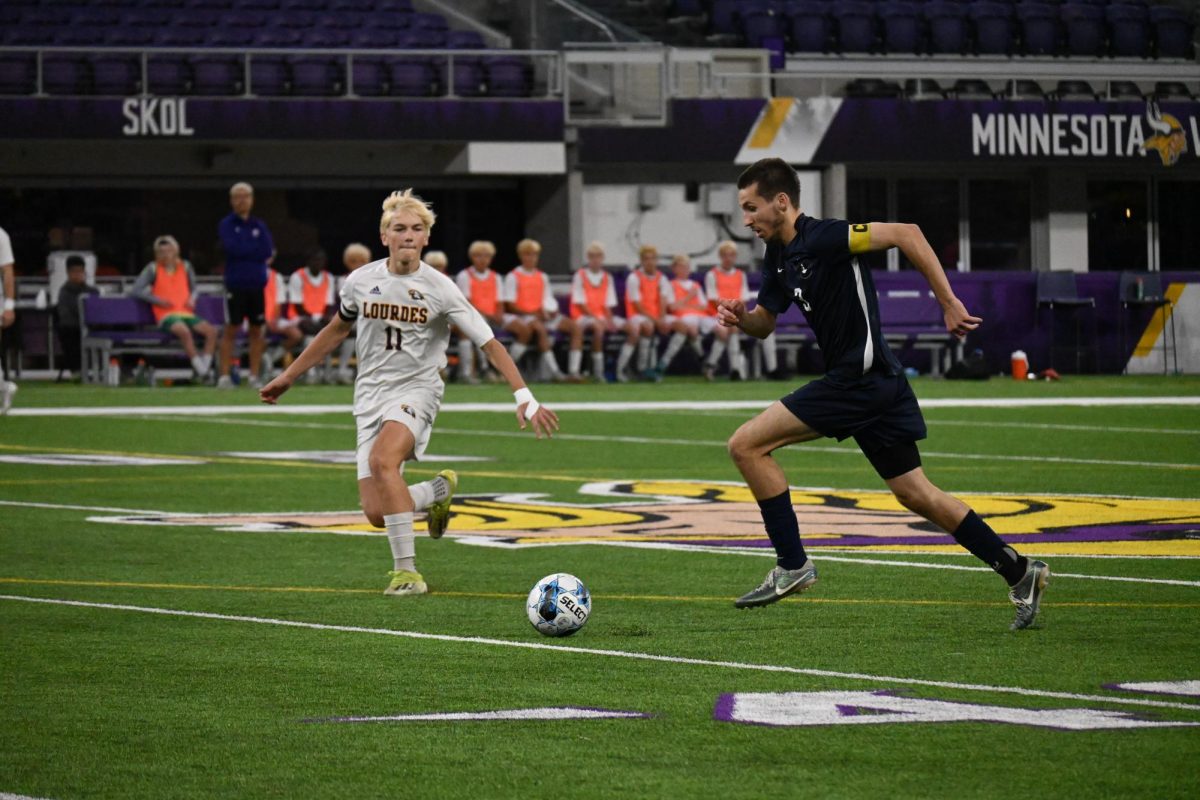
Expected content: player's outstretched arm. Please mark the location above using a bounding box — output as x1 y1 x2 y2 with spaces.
259 316 352 404
480 338 559 438
716 298 776 339
866 222 981 339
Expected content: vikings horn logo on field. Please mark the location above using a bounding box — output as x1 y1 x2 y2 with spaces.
91 480 1200 558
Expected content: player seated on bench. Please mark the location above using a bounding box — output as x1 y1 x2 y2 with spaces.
569 241 622 382
129 234 217 378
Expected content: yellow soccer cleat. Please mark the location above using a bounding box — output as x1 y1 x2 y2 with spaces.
426 469 458 540
384 570 428 596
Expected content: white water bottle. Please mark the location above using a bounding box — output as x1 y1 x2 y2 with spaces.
106 357 120 387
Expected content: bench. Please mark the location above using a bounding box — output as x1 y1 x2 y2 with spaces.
80 294 225 384
877 289 963 377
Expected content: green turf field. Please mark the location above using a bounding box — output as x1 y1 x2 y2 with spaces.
2 376 1198 799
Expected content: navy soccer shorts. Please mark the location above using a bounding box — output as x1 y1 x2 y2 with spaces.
781 372 927 461
224 288 266 326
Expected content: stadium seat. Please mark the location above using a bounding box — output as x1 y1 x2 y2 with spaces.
1107 3 1150 58
450 59 488 97
105 27 158 47
447 30 488 50
120 10 173 28
221 12 270 30
844 78 901 98
1150 6 1194 59
1061 3 1105 57
249 58 291 96
4 25 52 46
879 1 923 54
155 27 210 48
786 1 834 54
952 78 995 100
303 28 351 49
350 58 390 96
290 57 343 96
486 57 534 97
1016 2 1059 57
904 78 945 99
0 53 36 95
173 10 218 27
53 28 107 47
352 29 406 49
378 0 416 11
188 0 233 9
1036 271 1095 373
282 0 327 11
314 12 361 31
190 56 245 95
147 56 193 95
332 0 376 11
411 12 449 33
1153 81 1194 100
742 8 787 49
388 58 440 97
245 0 284 10
89 55 141 96
969 1 1015 56
1005 79 1045 100
376 12 415 32
1108 80 1142 100
71 9 123 28
42 55 90 95
1055 79 1097 100
710 0 742 35
208 28 256 47
256 28 304 48
834 1 878 53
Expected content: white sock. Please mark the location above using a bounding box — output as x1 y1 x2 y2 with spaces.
191 355 206 374
458 339 474 378
728 334 741 371
690 336 704 357
707 338 726 368
762 332 778 372
540 350 562 376
567 349 582 376
509 341 527 364
636 338 651 371
408 475 450 511
616 342 634 372
591 351 605 378
384 512 415 572
661 332 686 368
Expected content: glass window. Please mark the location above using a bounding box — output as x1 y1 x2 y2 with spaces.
1087 180 1147 271
896 179 959 270
1157 181 1200 271
968 180 1030 270
846 178 887 271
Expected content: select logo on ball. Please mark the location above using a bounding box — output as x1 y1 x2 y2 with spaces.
527 573 591 637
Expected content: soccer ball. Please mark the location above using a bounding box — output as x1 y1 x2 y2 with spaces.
526 573 591 637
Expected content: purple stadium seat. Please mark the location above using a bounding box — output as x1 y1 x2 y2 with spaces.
20 8 73 27
244 0 284 10
105 26 158 47
1016 2 1059 57
332 0 375 11
156 27 209 48
220 12 270 30
387 58 439 96
450 58 487 97
351 29 405 49
742 9 787 49
146 0 188 8
0 7 20 27
42 55 90 95
315 13 360 31
71 9 123 28
880 1 922 54
969 1 1015 56
303 27 351 48
485 57 533 97
924 0 968 54
147 56 193 95
378 0 416 12
1061 4 1105 57
89 55 141 95
396 29 441 49
834 1 877 53
120 10 173 28
0 53 36 95
411 12 448 32
1150 6 1193 59
447 30 487 49
282 0 328 10
289 57 343 96
54 28 106 47
208 28 256 47
250 58 291 95
786 1 833 54
173 10 218 27
189 56 244 95
256 28 304 48
350 58 389 95
274 11 317 29
1107 4 1150 59
188 0 233 9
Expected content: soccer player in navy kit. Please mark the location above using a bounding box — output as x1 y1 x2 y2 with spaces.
719 158 1049 630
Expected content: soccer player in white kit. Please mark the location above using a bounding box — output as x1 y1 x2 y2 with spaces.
260 190 559 596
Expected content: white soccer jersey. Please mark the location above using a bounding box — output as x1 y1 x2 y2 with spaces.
0 226 13 267
339 259 494 417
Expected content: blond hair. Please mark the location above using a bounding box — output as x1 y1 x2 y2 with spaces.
229 181 253 196
672 253 690 267
585 240 605 256
638 244 658 258
153 234 179 250
343 242 371 263
379 188 436 233
717 240 738 255
516 238 541 255
424 250 449 271
468 240 496 257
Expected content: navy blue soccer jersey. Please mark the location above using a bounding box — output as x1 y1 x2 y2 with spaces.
756 215 903 380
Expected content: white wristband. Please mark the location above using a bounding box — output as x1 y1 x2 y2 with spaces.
514 387 539 420
2 298 13 312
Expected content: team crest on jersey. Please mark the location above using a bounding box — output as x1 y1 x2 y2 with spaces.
369 286 382 295
400 404 416 419
408 289 425 301
88 480 1200 557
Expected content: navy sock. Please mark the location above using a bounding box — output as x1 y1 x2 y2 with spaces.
952 511 1027 585
757 491 808 570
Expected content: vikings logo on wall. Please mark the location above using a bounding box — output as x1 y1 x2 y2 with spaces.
94 480 1200 557
1142 100 1188 167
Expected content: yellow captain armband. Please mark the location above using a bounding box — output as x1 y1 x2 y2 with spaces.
848 223 871 254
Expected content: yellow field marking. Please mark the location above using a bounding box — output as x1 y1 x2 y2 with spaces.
2 577 1197 610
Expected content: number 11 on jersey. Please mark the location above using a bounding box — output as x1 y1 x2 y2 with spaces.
385 327 403 351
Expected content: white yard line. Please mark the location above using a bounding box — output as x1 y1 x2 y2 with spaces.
8 396 1200 418
3 593 1198 713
